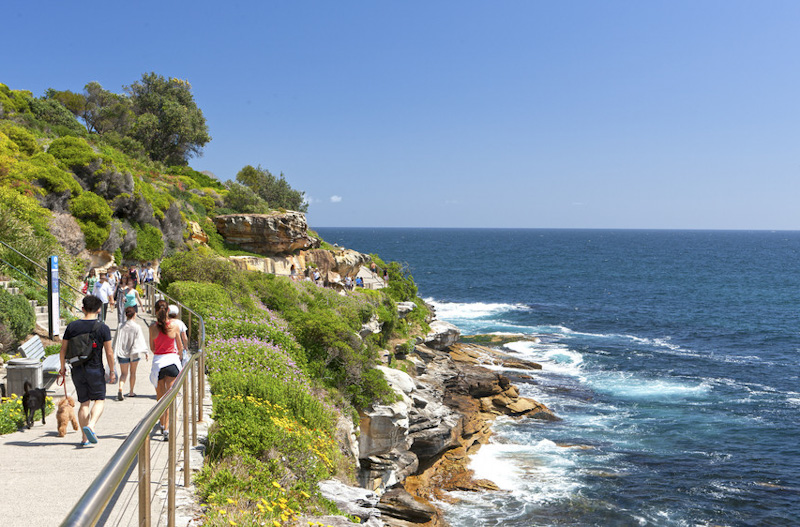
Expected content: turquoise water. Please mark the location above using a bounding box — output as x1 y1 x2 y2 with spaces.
318 228 800 527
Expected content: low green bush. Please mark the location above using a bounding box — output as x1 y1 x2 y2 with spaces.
124 223 164 261
70 191 112 249
0 123 39 156
165 281 236 316
48 136 99 170
0 287 34 341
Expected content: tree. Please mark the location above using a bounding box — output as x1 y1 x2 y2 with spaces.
236 164 308 212
125 72 211 165
223 181 271 214
46 82 133 135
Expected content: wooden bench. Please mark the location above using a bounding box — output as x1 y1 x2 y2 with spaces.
18 335 60 376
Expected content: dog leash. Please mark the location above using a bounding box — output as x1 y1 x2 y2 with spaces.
57 372 68 398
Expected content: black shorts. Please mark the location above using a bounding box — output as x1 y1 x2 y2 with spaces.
158 364 180 380
71 364 106 403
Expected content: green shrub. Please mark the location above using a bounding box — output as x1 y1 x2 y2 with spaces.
70 191 112 249
0 123 39 156
124 223 164 261
48 136 99 171
159 249 248 294
165 281 236 316
27 98 85 136
0 287 35 341
28 153 82 195
0 84 32 114
370 255 418 302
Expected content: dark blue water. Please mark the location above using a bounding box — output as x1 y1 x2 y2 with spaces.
318 228 800 527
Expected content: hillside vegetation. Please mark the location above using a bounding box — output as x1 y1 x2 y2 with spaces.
0 77 431 526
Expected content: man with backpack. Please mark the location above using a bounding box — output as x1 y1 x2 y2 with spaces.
58 295 117 447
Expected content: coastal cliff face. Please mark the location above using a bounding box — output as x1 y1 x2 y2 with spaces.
213 212 320 255
345 321 557 527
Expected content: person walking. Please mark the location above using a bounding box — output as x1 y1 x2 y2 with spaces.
114 307 149 400
148 304 183 441
91 272 115 321
58 295 116 447
122 277 142 313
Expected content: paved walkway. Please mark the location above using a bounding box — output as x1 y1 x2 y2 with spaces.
0 308 208 526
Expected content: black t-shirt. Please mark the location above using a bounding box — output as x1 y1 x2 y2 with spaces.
63 318 112 367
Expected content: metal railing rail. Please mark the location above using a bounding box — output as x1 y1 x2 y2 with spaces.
0 255 83 317
61 283 207 527
0 239 85 298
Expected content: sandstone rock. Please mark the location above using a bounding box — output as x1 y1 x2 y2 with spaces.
306 248 370 278
187 221 208 244
378 487 437 524
397 301 417 318
359 450 419 490
358 402 411 458
303 515 382 527
446 363 510 399
376 366 416 395
424 321 460 350
213 212 319 255
317 480 381 522
360 314 383 339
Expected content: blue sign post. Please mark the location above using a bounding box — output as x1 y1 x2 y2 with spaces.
47 255 60 340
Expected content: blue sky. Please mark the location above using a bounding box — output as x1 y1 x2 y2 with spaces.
4 1 800 229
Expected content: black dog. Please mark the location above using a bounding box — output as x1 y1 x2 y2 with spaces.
22 380 47 429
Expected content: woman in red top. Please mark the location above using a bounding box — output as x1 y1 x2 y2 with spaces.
148 305 183 441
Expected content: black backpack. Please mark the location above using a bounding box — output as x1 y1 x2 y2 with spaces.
65 320 102 367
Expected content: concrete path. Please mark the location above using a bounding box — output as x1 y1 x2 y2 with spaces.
0 307 207 526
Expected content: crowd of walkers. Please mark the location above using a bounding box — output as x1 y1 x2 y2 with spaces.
60 261 190 446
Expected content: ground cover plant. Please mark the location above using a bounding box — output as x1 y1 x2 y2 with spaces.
194 308 342 526
0 393 54 435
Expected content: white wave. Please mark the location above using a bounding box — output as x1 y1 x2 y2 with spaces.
504 340 585 378
468 439 580 503
425 298 529 320
588 372 711 400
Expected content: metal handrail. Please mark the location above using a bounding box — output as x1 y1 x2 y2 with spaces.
0 239 85 298
0 256 83 317
61 283 207 527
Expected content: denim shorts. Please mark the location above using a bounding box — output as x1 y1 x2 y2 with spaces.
118 356 140 364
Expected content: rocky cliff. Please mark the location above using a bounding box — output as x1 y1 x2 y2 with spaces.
316 319 557 527
213 212 320 255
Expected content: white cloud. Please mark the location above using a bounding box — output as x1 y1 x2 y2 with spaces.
330 195 342 203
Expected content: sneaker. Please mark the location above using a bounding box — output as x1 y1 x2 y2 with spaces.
163 430 169 442
117 392 124 401
153 422 162 435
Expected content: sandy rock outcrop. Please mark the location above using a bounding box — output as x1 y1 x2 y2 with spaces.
213 212 319 255
306 248 371 278
424 321 460 350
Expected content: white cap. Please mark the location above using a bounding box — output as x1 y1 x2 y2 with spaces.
168 305 180 316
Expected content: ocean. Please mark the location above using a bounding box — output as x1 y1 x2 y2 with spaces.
317 228 800 527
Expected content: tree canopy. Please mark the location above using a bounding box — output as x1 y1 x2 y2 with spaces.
44 73 210 166
236 164 308 212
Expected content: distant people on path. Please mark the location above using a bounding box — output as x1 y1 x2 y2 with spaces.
168 304 190 364
313 269 321 284
91 272 115 321
108 266 121 290
114 306 149 400
370 262 378 277
128 265 140 287
345 275 353 291
149 303 184 441
143 262 155 284
290 264 298 281
84 268 97 294
59 295 116 447
355 276 364 288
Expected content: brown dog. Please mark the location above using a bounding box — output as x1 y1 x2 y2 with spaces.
56 396 79 437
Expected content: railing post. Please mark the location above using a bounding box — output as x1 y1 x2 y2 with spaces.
191 359 197 446
183 374 190 485
138 438 151 527
168 399 177 527
198 353 205 423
